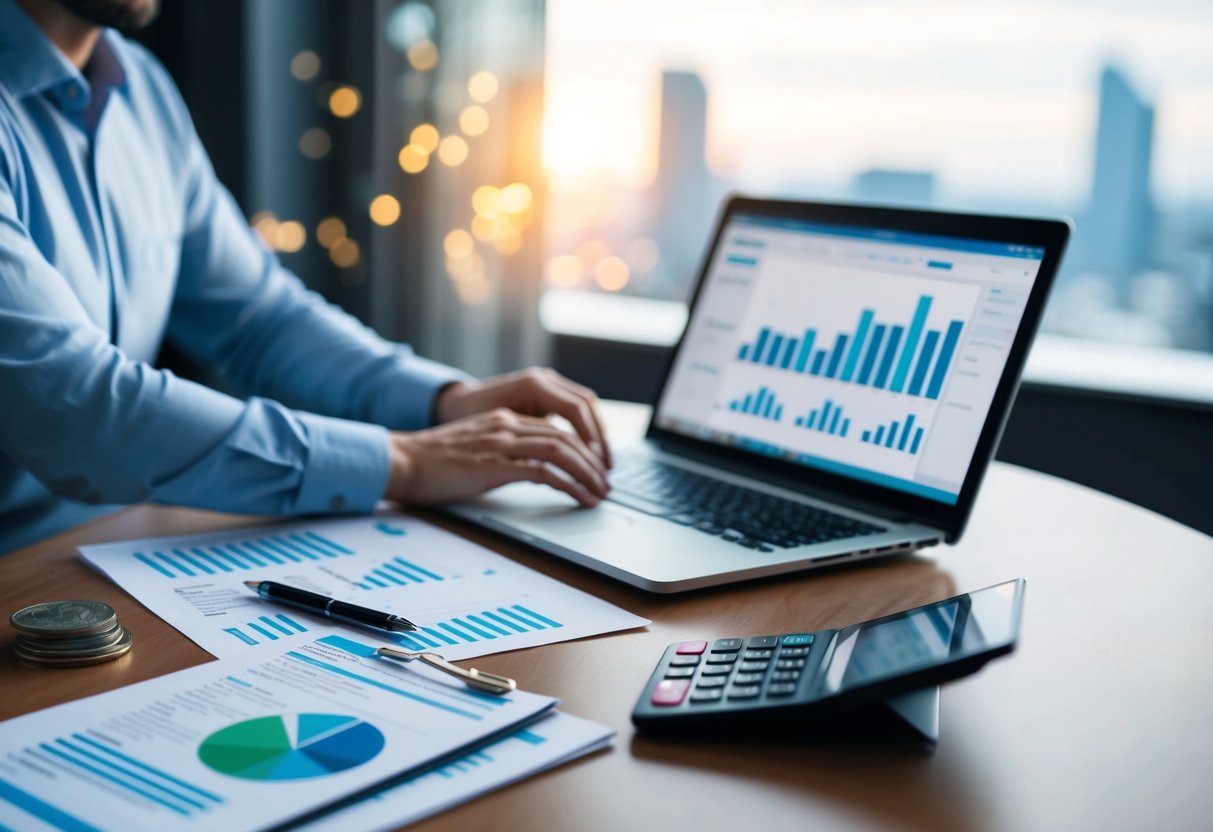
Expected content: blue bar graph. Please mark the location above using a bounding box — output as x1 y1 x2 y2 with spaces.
861 414 925 455
132 531 355 578
793 400 851 437
223 613 308 646
355 557 446 590
728 386 785 422
730 295 965 401
387 605 564 653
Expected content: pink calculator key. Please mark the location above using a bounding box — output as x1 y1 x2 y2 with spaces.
650 679 691 706
676 640 708 655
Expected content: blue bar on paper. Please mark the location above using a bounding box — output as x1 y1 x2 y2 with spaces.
742 394 753 413
226 544 265 567
227 676 253 688
730 401 739 411
439 623 479 643
470 614 512 636
829 408 842 435
825 334 848 378
0 778 106 832
373 568 407 586
261 616 294 636
365 575 388 588
927 260 953 270
287 533 333 559
484 611 528 634
751 389 764 415
774 405 783 421
172 549 213 575
762 393 775 418
154 551 193 577
383 563 421 583
842 418 850 437
858 324 886 385
862 429 871 442
727 254 757 266
911 427 924 454
807 410 817 429
210 546 248 570
891 295 932 393
408 630 444 648
57 738 209 811
38 743 191 816
277 614 307 633
908 330 940 397
248 540 290 564
819 401 832 431
134 552 174 578
810 350 826 375
898 415 917 451
193 548 232 573
874 326 904 389
514 605 562 628
752 328 770 364
780 338 798 369
885 421 899 448
874 426 885 444
926 320 963 399
224 628 257 645
305 531 354 555
841 309 874 381
247 622 278 641
286 651 482 719
514 730 547 746
738 344 749 360
794 416 803 426
422 626 459 646
498 607 545 630
794 330 816 372
765 334 784 366
453 617 496 639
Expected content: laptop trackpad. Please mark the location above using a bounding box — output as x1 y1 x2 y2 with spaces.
500 504 635 536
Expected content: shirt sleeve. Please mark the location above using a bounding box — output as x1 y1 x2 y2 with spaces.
0 165 389 516
160 72 470 431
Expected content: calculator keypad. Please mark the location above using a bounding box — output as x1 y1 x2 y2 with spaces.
648 633 817 708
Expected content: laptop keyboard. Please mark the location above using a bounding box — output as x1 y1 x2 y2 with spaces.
608 456 886 552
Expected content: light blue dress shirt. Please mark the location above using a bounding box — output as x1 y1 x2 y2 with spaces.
0 1 468 554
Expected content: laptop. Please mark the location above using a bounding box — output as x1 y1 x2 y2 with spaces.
448 197 1071 592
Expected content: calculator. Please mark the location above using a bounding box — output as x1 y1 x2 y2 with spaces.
632 579 1025 733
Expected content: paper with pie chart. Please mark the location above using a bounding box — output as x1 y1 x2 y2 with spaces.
79 513 648 660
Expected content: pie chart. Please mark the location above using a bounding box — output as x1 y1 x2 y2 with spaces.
198 713 385 781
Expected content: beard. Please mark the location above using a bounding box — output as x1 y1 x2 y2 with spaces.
56 0 161 34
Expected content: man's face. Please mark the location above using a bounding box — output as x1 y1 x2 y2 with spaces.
57 0 160 34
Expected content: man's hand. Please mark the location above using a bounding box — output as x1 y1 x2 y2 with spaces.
384 408 610 508
434 368 612 468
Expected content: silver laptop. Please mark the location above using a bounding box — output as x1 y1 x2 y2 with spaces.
448 197 1070 592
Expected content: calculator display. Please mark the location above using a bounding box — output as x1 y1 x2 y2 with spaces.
821 580 1022 693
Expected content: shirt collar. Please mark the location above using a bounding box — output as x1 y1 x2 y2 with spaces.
0 1 129 107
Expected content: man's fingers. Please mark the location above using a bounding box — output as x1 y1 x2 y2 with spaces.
488 459 599 507
509 414 607 478
499 437 609 498
529 383 610 469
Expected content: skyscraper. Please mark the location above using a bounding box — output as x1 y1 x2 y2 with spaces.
1087 65 1155 298
654 71 711 295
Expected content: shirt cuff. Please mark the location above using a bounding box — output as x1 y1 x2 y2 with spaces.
294 412 390 514
371 352 474 430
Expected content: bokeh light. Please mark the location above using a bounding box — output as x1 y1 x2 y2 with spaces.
471 214 499 242
330 238 361 268
409 123 440 153
459 105 490 137
316 217 346 249
437 135 469 166
468 70 499 104
251 211 278 246
594 256 630 291
328 86 362 118
407 40 439 71
290 51 321 82
576 240 608 269
274 220 307 254
494 230 523 255
369 194 402 226
499 183 533 214
398 144 429 174
298 127 331 160
546 254 583 287
385 2 434 52
443 228 475 259
624 237 660 274
471 185 500 217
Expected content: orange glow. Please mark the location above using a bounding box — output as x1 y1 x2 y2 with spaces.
274 220 307 253
594 256 630 291
328 86 361 118
290 51 321 82
443 228 475 259
251 211 277 245
437 135 469 166
456 276 492 305
409 123 440 153
576 240 608 269
546 254 583 287
459 105 490 137
499 182 533 214
369 195 401 226
471 215 500 242
407 40 439 71
398 144 429 174
316 217 346 249
330 238 361 268
471 185 500 217
541 109 610 182
468 70 499 103
494 230 523 255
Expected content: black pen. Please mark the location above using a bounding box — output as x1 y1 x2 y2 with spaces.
244 580 419 633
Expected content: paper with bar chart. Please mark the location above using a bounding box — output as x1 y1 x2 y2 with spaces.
0 631 564 832
79 514 648 660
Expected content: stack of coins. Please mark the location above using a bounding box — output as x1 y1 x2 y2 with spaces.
11 600 132 668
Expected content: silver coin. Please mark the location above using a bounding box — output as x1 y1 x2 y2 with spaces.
16 625 125 653
10 600 117 638
15 627 132 667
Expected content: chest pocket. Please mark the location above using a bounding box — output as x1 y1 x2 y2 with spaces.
118 234 182 362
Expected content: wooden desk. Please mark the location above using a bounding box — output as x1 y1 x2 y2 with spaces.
3 403 1211 831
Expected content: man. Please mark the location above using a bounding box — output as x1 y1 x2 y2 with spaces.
0 0 612 555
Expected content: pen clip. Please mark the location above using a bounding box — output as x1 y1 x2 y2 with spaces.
375 646 517 695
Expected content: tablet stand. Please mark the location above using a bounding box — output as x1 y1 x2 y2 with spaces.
881 685 940 750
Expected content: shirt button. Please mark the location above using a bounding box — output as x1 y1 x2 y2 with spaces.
330 495 348 510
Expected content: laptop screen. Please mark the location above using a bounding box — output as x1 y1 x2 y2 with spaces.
653 212 1046 505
